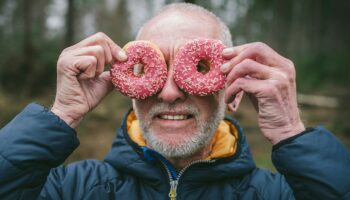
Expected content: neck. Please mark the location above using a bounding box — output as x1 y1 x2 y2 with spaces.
166 143 212 171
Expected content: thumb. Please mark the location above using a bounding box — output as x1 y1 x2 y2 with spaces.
97 71 114 91
87 71 114 100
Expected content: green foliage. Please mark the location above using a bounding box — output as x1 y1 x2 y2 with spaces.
228 0 350 90
0 0 59 96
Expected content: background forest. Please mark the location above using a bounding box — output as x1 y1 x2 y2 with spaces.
0 0 349 169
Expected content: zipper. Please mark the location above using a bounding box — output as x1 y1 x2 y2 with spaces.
160 159 216 200
169 180 178 200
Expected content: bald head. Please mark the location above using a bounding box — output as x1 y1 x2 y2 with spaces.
137 3 232 47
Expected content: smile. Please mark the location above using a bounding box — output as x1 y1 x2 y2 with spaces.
158 114 192 120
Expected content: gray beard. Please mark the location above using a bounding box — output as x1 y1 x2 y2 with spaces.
135 101 226 158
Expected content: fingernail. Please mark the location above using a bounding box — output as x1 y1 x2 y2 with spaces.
220 62 230 73
222 47 235 56
117 50 127 61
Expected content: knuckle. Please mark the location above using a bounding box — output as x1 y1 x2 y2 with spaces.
241 58 254 66
285 72 295 84
253 42 268 50
285 66 294 75
57 57 70 70
87 56 97 66
284 63 296 82
266 81 279 94
235 77 246 86
61 47 69 53
95 45 105 54
95 32 107 42
246 44 263 58
279 71 289 82
96 32 106 37
241 59 256 70
272 79 288 92
236 59 253 73
285 58 294 68
284 58 295 70
278 80 289 90
61 47 72 55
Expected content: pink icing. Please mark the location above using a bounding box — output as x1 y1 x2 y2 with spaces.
173 38 226 96
110 41 167 99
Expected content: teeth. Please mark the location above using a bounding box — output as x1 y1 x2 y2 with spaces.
159 115 189 120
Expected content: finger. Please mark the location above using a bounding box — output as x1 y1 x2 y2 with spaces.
222 44 250 59
98 71 114 92
222 47 238 59
99 40 113 65
100 34 128 62
70 45 105 76
83 71 114 100
225 77 265 104
64 32 127 62
225 59 273 86
226 90 244 112
71 56 98 80
227 103 235 112
76 36 114 65
221 42 292 73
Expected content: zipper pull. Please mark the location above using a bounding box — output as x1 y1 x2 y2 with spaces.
169 180 178 200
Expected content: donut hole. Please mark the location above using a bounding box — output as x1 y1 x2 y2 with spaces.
133 63 144 76
196 60 210 74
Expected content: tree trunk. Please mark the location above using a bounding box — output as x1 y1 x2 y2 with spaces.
23 0 34 67
22 0 35 95
65 0 75 46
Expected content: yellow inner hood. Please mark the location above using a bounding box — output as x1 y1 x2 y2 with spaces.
126 111 238 159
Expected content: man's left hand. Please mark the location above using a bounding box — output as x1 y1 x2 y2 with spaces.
221 42 305 144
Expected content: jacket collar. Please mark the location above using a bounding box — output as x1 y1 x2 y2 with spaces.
126 111 238 160
104 109 256 181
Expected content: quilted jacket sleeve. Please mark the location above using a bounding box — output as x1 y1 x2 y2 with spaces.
272 127 350 200
0 103 79 199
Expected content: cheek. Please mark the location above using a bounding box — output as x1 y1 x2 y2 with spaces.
133 99 153 119
194 95 222 117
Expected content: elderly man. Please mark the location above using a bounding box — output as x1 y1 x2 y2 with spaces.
0 3 349 200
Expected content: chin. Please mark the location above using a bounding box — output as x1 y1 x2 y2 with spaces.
144 126 210 158
154 130 194 147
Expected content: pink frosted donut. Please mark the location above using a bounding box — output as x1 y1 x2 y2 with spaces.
110 41 167 99
173 38 226 96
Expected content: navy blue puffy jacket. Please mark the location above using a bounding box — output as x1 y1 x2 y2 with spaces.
0 103 349 199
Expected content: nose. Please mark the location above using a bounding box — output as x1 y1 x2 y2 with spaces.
157 67 186 103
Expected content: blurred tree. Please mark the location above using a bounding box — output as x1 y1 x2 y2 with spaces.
230 0 350 90
95 0 131 45
65 0 76 46
23 0 34 73
0 0 57 96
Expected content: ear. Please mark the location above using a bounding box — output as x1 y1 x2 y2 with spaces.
227 91 244 112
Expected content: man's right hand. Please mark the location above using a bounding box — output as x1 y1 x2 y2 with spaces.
51 32 127 128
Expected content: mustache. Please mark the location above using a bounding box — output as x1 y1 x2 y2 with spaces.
147 102 200 118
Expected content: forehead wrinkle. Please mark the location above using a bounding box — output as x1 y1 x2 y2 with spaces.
137 10 220 41
138 14 219 60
